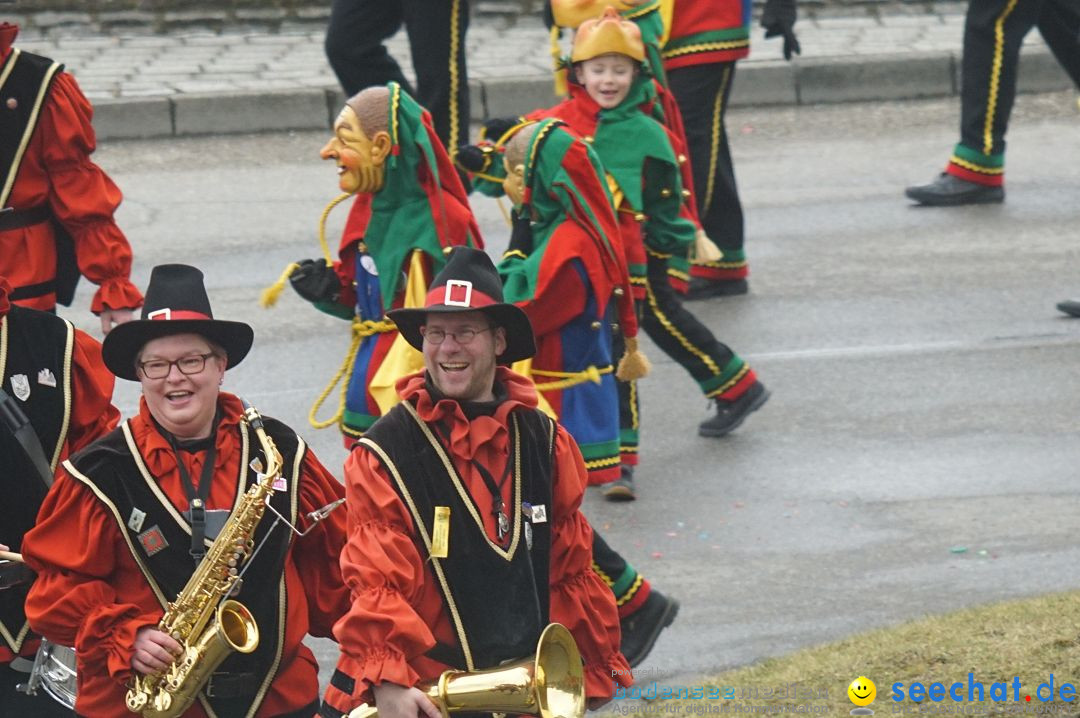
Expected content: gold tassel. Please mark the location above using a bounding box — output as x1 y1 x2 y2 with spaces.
260 262 301 308
616 335 651 381
551 26 568 97
690 228 724 263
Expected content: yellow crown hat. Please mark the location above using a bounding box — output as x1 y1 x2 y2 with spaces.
552 0 649 30
570 7 646 63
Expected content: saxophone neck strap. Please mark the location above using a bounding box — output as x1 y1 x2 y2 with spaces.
155 411 222 565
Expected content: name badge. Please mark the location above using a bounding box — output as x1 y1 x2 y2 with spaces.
431 506 450 559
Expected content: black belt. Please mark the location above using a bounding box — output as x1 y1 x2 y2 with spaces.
8 279 56 302
204 671 258 698
0 204 50 231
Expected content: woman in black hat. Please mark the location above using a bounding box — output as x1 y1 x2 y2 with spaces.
22 265 350 718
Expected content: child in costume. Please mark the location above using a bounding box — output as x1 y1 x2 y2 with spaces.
497 118 643 485
265 83 480 442
466 9 769 499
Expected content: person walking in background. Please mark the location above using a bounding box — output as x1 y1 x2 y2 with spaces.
665 0 800 299
905 0 1080 206
0 21 142 333
323 0 470 154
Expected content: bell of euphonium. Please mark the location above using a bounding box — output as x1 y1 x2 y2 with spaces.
348 623 585 718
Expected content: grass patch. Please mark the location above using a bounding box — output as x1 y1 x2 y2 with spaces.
604 591 1080 717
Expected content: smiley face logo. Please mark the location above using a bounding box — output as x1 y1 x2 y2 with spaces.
848 676 877 707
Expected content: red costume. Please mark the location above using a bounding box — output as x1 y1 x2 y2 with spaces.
0 275 119 670
322 368 630 714
21 394 349 718
0 23 142 314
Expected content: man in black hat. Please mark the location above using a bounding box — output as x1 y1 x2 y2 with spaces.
321 246 631 718
21 264 351 718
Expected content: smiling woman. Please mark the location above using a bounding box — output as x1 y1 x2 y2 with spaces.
21 262 351 718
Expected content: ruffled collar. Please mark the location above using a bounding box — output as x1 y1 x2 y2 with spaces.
132 393 245 476
397 367 538 461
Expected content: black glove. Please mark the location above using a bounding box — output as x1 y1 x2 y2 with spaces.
480 116 523 143
289 259 340 304
761 0 800 61
504 209 534 258
455 144 493 174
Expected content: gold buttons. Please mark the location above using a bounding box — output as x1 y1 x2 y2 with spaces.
681 189 692 199
660 188 672 198
634 213 646 222
677 154 687 165
613 287 625 297
610 322 620 332
590 320 602 330
583 135 594 143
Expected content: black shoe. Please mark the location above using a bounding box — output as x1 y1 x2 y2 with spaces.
602 466 636 501
620 589 679 668
904 173 1004 207
685 277 748 301
699 381 770 437
1057 299 1080 317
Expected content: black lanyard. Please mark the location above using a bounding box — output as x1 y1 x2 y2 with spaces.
166 419 220 565
432 420 514 544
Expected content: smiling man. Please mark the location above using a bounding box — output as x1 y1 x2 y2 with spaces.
321 246 631 718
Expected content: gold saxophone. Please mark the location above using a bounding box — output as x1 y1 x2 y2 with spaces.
125 401 282 717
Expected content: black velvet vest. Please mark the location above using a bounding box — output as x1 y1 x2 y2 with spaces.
361 397 555 671
0 48 62 208
64 414 302 718
0 305 73 653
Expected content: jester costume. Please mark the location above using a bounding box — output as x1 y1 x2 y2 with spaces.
906 0 1080 206
663 0 755 292
309 83 480 441
497 119 638 485
547 0 712 294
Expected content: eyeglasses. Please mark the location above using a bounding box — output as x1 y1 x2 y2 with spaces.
420 326 493 346
138 353 218 379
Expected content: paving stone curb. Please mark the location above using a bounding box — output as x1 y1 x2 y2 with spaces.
84 47 1075 141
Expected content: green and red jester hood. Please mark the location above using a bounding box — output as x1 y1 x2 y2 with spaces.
498 119 637 337
340 82 480 310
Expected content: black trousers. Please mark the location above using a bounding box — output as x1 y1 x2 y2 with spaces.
640 253 739 394
324 0 471 151
1 662 74 717
959 0 1080 158
667 62 743 255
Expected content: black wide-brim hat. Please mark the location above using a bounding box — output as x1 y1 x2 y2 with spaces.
102 264 254 381
387 247 536 364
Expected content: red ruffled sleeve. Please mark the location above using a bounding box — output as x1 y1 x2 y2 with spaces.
38 72 142 313
22 471 161 683
327 447 436 710
294 450 351 638
547 426 631 698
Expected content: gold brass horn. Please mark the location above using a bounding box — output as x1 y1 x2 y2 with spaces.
348 623 585 718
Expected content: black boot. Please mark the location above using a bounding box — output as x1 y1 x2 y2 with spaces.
685 277 748 301
904 173 1004 207
620 590 679 668
698 381 770 437
1057 299 1080 318
602 465 636 502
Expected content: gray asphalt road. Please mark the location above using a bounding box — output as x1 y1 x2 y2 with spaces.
59 89 1080 692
